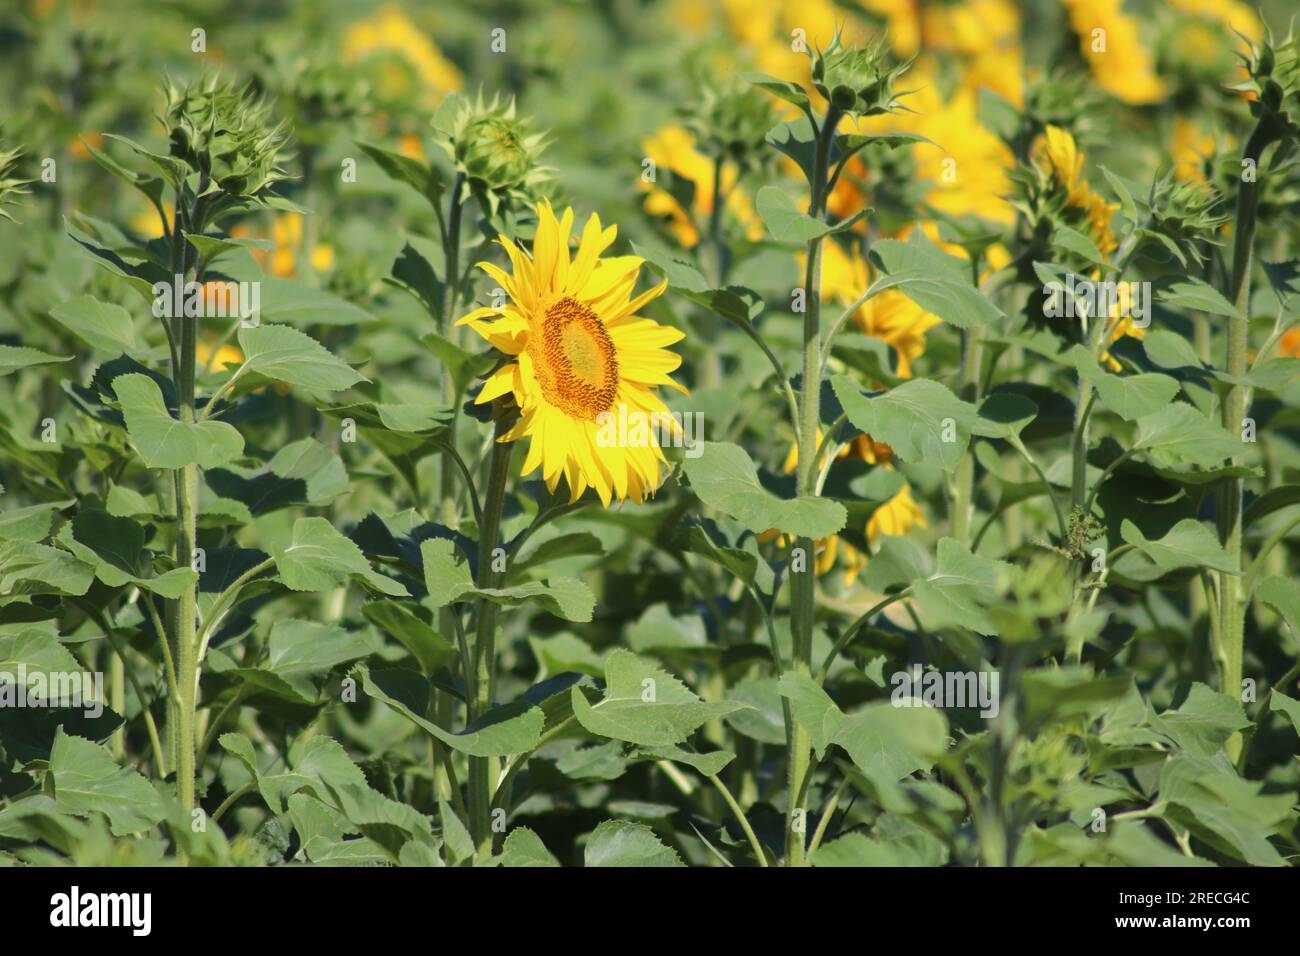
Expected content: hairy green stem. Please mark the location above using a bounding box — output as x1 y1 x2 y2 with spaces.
1218 123 1271 758
469 421 513 856
786 105 840 868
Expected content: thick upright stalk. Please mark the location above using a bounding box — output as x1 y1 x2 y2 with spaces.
468 422 512 855
1218 124 1270 758
951 323 983 542
169 192 202 817
435 174 467 803
787 107 838 867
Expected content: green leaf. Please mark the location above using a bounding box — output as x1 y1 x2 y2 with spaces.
418 536 594 621
0 541 95 597
235 324 367 391
911 537 1010 635
1158 755 1291 866
48 730 165 836
778 671 949 778
1154 275 1242 319
682 442 845 539
273 517 407 596
355 663 544 757
0 501 66 543
1149 684 1250 757
1245 486 1300 528
237 620 377 702
1143 329 1204 370
362 601 455 675
571 649 746 747
257 278 374 327
756 185 831 243
1133 403 1241 468
1120 519 1238 575
584 819 683 867
972 392 1038 439
833 375 976 471
872 236 1002 328
812 822 947 866
1071 346 1180 421
739 72 811 109
501 827 561 867
0 629 81 675
114 373 244 469
357 140 445 203
1256 577 1300 634
0 345 71 376
48 295 138 353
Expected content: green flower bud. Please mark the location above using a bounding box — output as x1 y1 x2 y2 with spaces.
437 93 550 212
810 34 910 119
0 141 31 223
1147 175 1228 264
162 74 289 199
1232 28 1300 144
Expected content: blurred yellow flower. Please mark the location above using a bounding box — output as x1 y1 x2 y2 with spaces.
233 214 334 278
1034 125 1119 256
70 132 104 161
1171 117 1218 185
342 4 462 103
839 68 1015 227
196 336 243 373
1279 328 1300 359
1061 0 1165 105
818 240 941 378
640 125 761 248
776 429 926 582
130 200 173 238
1167 0 1261 41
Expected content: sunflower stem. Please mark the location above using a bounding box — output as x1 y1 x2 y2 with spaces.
1218 121 1271 759
469 418 513 859
437 173 467 804
787 104 839 868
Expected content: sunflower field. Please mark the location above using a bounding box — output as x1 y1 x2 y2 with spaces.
1 0 1299 875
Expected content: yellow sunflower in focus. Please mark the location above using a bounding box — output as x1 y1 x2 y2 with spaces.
1098 283 1148 370
1034 125 1120 256
459 201 687 506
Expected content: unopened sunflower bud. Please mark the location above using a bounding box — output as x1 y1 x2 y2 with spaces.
1147 175 1228 264
441 94 548 192
0 141 31 223
1231 29 1300 144
810 34 910 119
162 75 289 199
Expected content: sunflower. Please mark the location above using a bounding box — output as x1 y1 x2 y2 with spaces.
640 125 761 248
1034 125 1120 256
459 200 687 506
1061 0 1166 106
